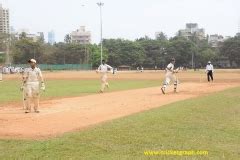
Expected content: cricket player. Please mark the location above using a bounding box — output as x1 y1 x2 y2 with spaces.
161 58 179 94
96 60 113 93
22 59 45 113
206 61 214 82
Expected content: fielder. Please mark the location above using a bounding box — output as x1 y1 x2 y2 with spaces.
96 60 113 93
22 59 45 113
161 58 179 94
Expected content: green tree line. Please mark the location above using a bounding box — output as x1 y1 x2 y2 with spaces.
0 32 239 68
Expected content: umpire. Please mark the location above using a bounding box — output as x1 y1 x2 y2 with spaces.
205 61 214 82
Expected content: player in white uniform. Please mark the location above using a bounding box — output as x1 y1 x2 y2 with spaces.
161 58 179 94
96 60 113 93
22 59 45 113
205 61 214 82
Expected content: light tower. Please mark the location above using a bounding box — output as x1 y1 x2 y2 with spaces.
97 2 104 64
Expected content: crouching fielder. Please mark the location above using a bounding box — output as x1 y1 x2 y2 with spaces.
22 59 45 113
96 60 113 93
161 58 179 94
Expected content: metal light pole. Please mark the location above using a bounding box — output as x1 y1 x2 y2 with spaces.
97 2 104 64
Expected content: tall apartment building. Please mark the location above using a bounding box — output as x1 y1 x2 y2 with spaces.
0 4 9 34
71 26 91 44
48 30 55 45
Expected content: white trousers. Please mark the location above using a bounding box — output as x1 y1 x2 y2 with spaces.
25 82 40 111
164 72 177 85
100 74 109 92
163 72 178 90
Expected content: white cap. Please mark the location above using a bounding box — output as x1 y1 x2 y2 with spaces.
28 59 37 63
208 61 211 64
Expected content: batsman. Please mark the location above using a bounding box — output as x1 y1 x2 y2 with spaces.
21 59 45 113
96 60 113 93
161 58 179 94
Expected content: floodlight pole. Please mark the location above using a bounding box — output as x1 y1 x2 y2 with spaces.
97 2 104 64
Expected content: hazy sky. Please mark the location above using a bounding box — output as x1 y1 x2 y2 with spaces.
1 0 240 43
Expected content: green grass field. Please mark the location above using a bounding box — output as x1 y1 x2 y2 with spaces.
0 79 161 104
0 87 239 160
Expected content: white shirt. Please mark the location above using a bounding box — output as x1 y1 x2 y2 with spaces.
166 63 174 73
98 64 113 74
206 64 214 72
24 67 43 83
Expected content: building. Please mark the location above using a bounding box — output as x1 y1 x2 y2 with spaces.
208 34 224 48
15 29 45 42
178 23 205 40
48 30 55 45
0 4 9 34
70 26 91 44
208 34 231 48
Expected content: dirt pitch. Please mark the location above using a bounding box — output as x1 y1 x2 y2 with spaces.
0 70 240 139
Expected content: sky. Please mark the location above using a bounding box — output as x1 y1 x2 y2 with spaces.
1 0 240 43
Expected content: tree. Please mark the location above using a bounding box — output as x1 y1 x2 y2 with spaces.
156 32 168 41
41 43 57 64
137 38 168 68
0 33 9 51
197 48 216 67
103 39 145 67
12 39 44 64
64 34 71 44
52 43 93 65
90 44 108 67
167 36 197 67
220 36 240 67
19 32 27 40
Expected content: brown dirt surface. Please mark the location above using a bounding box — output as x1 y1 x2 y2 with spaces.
0 81 239 140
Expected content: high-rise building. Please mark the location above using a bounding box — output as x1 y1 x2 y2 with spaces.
71 26 91 44
178 23 205 40
48 30 55 45
0 4 9 34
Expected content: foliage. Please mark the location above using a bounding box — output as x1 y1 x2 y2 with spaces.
103 39 145 67
0 32 238 68
220 36 240 67
12 39 43 64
